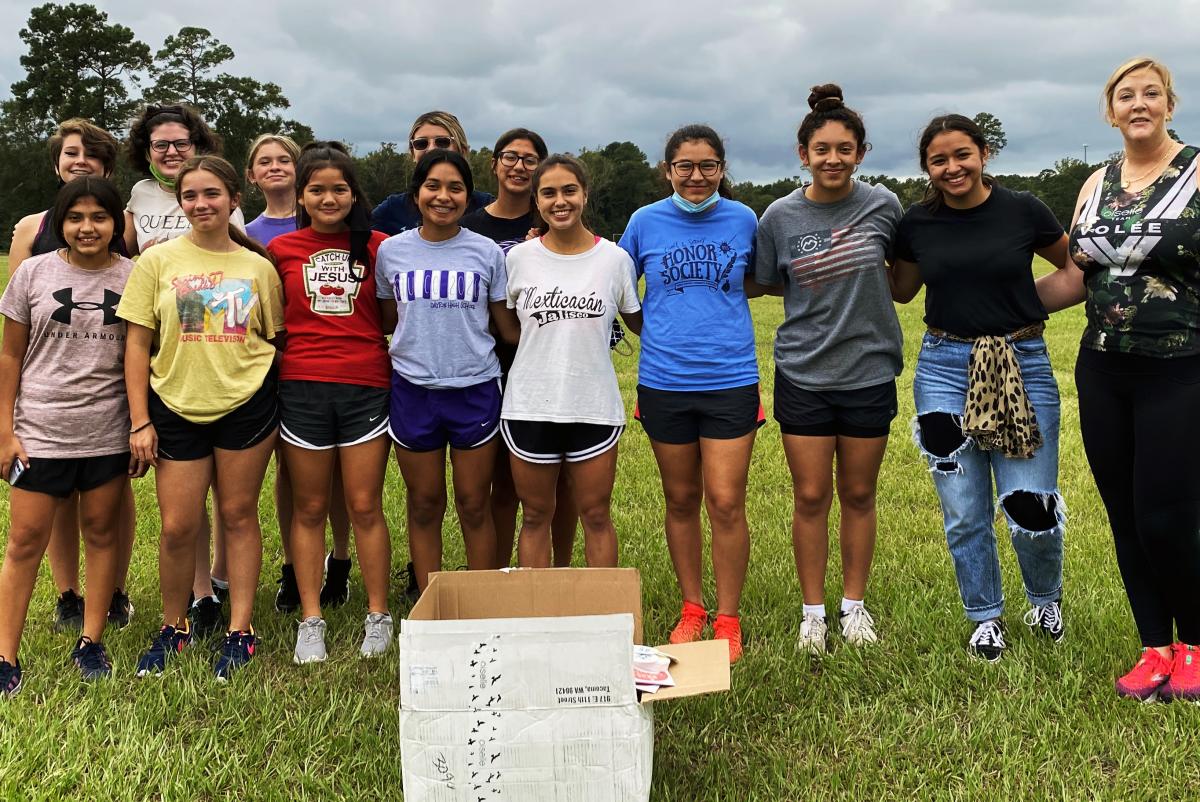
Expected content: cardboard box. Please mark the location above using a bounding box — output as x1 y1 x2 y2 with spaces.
399 568 730 802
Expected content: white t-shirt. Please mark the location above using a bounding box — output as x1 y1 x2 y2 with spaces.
126 178 245 252
502 237 640 425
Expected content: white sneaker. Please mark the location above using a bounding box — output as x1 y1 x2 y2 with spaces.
360 612 394 658
293 616 327 664
839 605 878 646
797 613 828 655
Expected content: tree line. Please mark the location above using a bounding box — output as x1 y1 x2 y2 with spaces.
0 3 1138 252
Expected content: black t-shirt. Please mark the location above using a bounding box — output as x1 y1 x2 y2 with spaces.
894 185 1063 337
461 207 536 253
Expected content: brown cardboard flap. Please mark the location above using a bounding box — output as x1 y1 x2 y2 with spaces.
407 568 644 643
640 640 730 703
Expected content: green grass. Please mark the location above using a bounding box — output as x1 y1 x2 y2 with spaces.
0 252 1197 801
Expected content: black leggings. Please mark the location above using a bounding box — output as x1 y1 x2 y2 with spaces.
1075 348 1200 646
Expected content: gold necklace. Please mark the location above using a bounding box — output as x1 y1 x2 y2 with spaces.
1120 143 1176 190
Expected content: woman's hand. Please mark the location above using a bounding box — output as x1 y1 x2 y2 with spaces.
130 424 158 468
0 432 28 482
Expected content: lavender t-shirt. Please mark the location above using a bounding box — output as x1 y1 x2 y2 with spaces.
0 251 134 457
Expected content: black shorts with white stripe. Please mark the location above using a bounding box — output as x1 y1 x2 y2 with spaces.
500 419 623 465
279 380 389 450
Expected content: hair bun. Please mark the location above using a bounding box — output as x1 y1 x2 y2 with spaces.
808 83 845 112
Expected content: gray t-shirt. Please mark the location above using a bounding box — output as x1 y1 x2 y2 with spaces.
375 227 508 389
755 181 903 391
0 251 134 457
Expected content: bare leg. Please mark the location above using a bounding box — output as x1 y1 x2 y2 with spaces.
567 445 620 567
275 447 294 564
782 435 837 606
394 446 448 591
46 493 79 595
155 458 215 627
550 470 577 567
699 432 755 617
213 431 277 632
116 481 136 590
649 440 704 606
0 488 60 659
490 442 520 568
449 440 499 570
282 443 336 620
328 462 351 560
510 456 560 568
339 436 392 613
77 476 125 642
834 435 889 601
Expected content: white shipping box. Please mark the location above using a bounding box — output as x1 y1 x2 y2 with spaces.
399 568 729 802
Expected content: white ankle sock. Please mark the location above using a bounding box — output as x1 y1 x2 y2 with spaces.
841 598 864 615
802 603 826 620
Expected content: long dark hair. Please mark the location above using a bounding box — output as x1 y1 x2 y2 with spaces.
295 141 373 280
530 153 592 232
917 114 995 209
174 155 272 262
796 83 868 152
52 176 126 252
664 124 734 199
409 150 474 226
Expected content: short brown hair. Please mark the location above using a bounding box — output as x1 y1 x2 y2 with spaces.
48 118 118 177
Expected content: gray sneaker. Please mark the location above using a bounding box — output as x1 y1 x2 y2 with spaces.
293 616 327 665
360 612 394 658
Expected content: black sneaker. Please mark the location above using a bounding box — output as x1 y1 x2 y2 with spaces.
54 589 85 633
967 619 1007 663
275 564 300 614
319 553 351 608
1023 600 1065 643
71 637 112 681
107 588 134 629
397 561 421 607
0 656 22 696
189 595 226 641
211 579 229 606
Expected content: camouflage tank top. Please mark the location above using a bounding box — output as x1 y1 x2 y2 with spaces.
1069 145 1200 357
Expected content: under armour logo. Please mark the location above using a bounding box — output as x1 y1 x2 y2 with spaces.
51 288 121 325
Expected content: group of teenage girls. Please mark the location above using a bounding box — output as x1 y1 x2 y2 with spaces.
0 55 1196 704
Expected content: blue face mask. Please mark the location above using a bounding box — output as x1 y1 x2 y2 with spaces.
671 191 720 214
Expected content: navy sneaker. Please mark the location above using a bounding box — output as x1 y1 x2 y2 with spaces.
54 589 85 633
320 553 351 608
135 625 192 676
0 657 22 697
71 637 112 681
107 588 134 629
189 595 225 640
214 630 257 682
275 564 300 614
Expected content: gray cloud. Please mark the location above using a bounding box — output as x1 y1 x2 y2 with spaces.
0 0 1195 181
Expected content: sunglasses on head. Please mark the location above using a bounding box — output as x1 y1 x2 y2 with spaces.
410 136 456 151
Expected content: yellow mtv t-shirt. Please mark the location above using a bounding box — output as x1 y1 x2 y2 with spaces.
117 236 284 423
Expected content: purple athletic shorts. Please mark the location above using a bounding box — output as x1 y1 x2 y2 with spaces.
388 373 502 452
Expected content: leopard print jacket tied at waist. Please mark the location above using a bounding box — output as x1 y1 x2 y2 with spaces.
926 322 1045 459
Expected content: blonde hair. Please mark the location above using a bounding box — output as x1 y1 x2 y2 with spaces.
245 134 301 183
408 110 469 153
1103 57 1178 124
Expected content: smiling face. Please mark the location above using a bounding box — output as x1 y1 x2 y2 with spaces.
249 141 296 195
179 168 238 233
301 166 353 233
1109 67 1174 145
924 130 989 208
148 121 195 180
417 161 469 230
61 195 114 259
409 123 459 161
666 140 725 204
535 165 588 232
799 120 864 197
494 137 540 199
55 133 107 183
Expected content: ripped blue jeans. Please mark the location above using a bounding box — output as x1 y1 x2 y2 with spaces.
913 332 1064 622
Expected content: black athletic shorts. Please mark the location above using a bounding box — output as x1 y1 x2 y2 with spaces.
773 367 897 438
634 383 764 445
500 419 623 464
12 452 129 498
279 380 389 450
150 378 279 461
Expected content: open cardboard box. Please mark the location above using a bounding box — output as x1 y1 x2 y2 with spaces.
399 568 730 801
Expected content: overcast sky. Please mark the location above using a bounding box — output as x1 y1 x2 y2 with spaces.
0 0 1196 182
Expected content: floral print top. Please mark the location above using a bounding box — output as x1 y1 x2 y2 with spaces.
1070 145 1200 357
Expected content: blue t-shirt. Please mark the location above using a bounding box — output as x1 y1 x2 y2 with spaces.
372 190 494 237
375 227 507 389
245 214 297 246
619 198 759 391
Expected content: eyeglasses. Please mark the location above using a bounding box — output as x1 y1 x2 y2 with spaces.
150 139 195 154
497 151 540 169
410 136 456 151
669 159 724 177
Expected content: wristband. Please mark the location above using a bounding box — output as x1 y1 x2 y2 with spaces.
130 421 153 434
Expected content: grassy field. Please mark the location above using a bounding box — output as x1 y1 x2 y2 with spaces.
0 251 1196 801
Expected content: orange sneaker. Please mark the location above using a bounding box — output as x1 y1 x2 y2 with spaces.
1161 643 1200 703
1115 647 1172 702
713 614 743 665
668 601 708 644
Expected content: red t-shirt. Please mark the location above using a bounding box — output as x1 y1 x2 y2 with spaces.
268 227 390 388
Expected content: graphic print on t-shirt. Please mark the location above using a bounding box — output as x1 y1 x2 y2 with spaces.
518 285 606 327
172 272 259 341
301 249 365 315
391 270 481 310
788 227 877 289
51 288 122 326
657 238 739 295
